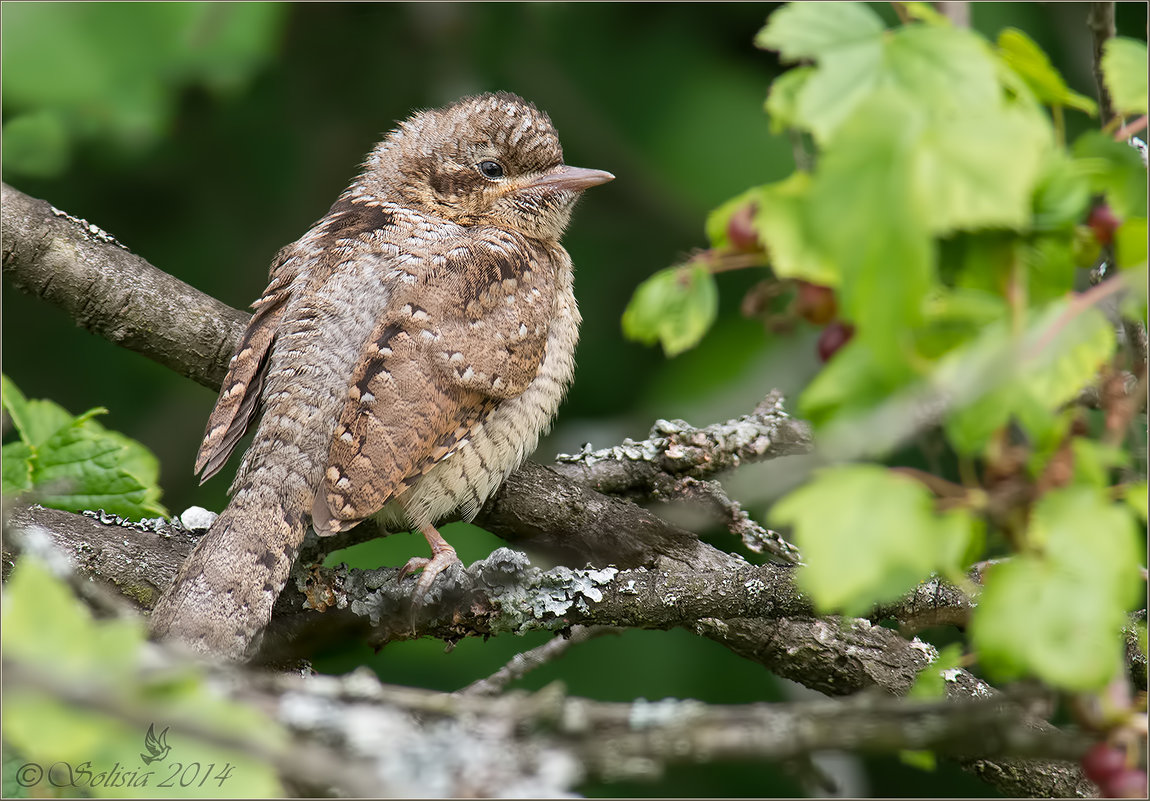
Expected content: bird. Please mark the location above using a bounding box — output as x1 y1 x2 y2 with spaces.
149 92 613 660
140 724 171 764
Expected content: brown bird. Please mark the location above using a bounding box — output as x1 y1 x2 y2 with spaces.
149 92 613 659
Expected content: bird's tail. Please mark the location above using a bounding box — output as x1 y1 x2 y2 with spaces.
149 483 308 661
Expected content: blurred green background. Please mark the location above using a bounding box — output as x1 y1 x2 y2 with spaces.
4 3 1145 796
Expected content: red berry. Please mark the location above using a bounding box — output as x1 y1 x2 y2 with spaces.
794 281 838 326
1102 768 1147 798
1088 203 1121 247
727 202 760 252
817 321 855 362
1082 742 1127 785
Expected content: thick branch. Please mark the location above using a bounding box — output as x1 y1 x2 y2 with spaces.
1 182 247 389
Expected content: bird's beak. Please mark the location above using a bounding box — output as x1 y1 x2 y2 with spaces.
526 166 615 193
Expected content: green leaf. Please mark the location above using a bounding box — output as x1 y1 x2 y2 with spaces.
915 288 1008 359
1022 303 1115 410
943 300 1115 455
777 18 1001 144
1115 217 1149 270
1069 439 1129 489
2 376 168 517
1073 131 1149 220
911 105 1051 234
2 373 76 447
1 110 71 178
2 442 34 495
1102 37 1149 116
764 66 815 134
1031 154 1093 232
82 418 166 515
806 91 932 373
753 172 840 287
798 339 893 426
754 2 884 62
32 421 156 517
1123 481 1148 522
1021 233 1079 304
971 487 1142 690
997 28 1098 115
772 465 974 616
2 558 143 679
1 3 285 175
621 265 718 357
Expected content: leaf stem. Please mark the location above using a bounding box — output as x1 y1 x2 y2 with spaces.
1052 104 1066 150
695 250 768 275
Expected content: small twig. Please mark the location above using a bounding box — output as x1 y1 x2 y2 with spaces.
553 390 813 499
665 476 803 564
1025 270 1133 359
696 250 768 275
1116 115 1150 141
459 625 622 696
890 466 972 500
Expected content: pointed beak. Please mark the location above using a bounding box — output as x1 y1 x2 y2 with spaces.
526 166 615 193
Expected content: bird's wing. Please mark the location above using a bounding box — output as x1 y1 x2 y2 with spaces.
143 723 159 751
311 229 559 534
195 248 297 482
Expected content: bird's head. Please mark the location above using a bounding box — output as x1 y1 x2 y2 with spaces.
359 93 613 240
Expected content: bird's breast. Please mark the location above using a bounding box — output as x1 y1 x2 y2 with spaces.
383 261 581 530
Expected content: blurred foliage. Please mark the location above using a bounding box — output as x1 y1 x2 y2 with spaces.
623 1 1147 698
2 557 284 798
2 2 285 178
3 3 1148 797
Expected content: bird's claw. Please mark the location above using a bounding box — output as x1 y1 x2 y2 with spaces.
398 544 460 608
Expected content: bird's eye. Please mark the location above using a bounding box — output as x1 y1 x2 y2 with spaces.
477 160 505 179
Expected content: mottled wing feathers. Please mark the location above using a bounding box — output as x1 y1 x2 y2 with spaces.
311 318 493 534
195 265 294 482
312 232 558 534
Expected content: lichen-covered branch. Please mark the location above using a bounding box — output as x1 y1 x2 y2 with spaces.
1 184 1099 798
552 390 813 498
282 548 816 647
1 641 1093 798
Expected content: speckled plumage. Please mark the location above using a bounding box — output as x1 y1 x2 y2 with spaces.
149 93 612 659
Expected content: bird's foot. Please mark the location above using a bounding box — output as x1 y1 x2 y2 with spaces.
398 523 460 608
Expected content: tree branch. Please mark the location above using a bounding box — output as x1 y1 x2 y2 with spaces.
1088 3 1118 126
1 183 249 390
1 183 1098 797
2 641 1093 798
